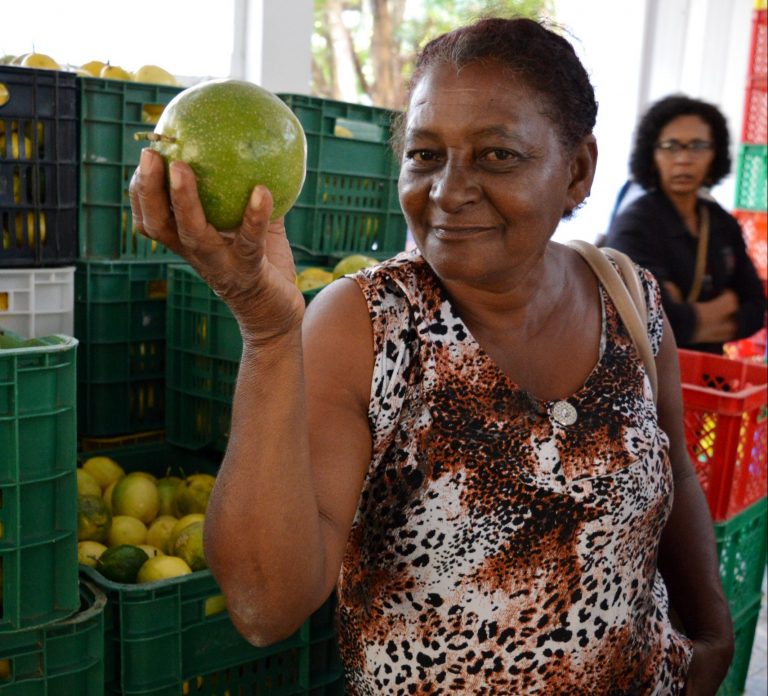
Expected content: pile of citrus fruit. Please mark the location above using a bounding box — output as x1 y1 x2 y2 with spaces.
76 455 215 584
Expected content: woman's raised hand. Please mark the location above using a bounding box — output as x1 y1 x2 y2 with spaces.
129 148 306 344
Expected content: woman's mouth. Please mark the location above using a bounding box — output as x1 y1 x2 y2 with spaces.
432 226 495 240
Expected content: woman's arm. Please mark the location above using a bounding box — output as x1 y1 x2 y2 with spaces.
130 150 373 646
655 316 734 694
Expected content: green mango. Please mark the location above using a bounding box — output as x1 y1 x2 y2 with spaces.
146 78 306 230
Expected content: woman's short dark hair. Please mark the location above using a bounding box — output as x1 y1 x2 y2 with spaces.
392 17 598 156
629 94 732 189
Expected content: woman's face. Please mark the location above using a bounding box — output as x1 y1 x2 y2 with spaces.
398 60 594 288
653 115 715 197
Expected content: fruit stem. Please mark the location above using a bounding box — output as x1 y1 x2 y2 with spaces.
133 132 177 143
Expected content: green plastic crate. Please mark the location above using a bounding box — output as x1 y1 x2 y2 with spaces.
0 578 106 695
734 143 768 212
75 260 170 437
165 264 327 451
78 77 183 260
715 496 767 618
309 593 344 693
0 332 79 631
716 593 763 696
80 564 311 696
76 441 312 695
165 264 239 451
277 94 406 261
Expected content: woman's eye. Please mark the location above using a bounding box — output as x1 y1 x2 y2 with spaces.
484 149 517 161
406 149 438 162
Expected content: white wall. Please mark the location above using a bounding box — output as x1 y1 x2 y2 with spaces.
553 0 754 244
231 0 314 94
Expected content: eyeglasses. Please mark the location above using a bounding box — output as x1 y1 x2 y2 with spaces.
655 139 714 156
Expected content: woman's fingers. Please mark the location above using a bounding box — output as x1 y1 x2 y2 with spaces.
129 149 182 253
167 161 224 254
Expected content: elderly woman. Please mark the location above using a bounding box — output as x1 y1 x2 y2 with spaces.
604 95 766 354
130 18 733 695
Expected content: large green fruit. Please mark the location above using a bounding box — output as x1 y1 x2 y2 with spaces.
149 78 306 229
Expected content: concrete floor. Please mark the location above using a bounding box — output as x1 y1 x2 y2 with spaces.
744 572 767 696
744 578 768 696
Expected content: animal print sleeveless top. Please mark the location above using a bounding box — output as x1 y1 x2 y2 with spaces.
338 249 693 695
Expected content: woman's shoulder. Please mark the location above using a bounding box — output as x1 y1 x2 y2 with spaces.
353 249 433 302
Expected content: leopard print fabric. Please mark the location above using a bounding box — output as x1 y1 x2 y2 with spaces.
338 249 693 695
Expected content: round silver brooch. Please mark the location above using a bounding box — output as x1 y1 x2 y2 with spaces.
551 400 578 426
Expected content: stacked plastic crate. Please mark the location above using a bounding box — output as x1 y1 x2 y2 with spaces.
685 8 768 694
0 66 77 342
75 76 185 445
0 64 107 694
163 94 409 695
729 2 768 362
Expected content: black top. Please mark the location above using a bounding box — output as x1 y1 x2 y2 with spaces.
604 190 766 354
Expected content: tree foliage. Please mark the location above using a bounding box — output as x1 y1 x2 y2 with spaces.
312 0 553 109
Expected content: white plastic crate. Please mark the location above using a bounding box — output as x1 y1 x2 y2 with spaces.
0 266 75 337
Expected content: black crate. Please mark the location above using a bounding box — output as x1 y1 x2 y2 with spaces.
0 66 78 266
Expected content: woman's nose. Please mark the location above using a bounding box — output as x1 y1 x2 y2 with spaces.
429 161 480 211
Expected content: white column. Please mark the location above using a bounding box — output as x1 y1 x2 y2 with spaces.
231 0 313 94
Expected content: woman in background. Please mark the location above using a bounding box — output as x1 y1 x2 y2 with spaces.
604 95 765 354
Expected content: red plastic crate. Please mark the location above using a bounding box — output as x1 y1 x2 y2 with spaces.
741 84 767 144
678 349 767 521
725 328 767 363
735 210 767 281
747 9 767 89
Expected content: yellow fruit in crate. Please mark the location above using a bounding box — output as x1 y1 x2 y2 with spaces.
0 658 10 680
167 513 205 554
20 52 60 70
108 515 148 547
132 65 177 86
77 494 112 542
156 475 183 516
80 60 106 77
172 520 207 571
332 254 379 279
137 555 192 583
102 479 118 512
100 63 131 81
138 544 165 558
296 267 334 293
82 456 125 490
111 473 159 524
172 473 216 516
147 514 178 552
77 468 102 498
78 540 108 567
132 470 158 484
142 104 166 125
0 132 32 159
10 211 47 248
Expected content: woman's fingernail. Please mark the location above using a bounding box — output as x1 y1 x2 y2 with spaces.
249 187 263 210
169 162 181 190
140 148 153 171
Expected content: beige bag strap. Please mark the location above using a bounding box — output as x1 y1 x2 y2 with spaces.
686 205 710 303
567 239 658 403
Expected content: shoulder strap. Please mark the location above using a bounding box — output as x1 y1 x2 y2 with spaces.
566 239 658 403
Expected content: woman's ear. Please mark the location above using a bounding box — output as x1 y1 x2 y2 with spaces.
564 135 598 213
